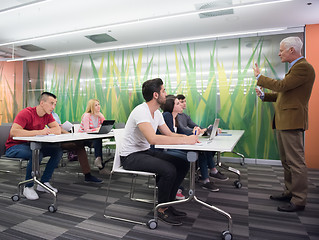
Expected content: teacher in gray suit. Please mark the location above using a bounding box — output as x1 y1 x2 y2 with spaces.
254 36 315 212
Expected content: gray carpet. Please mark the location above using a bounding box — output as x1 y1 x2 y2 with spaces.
0 157 318 240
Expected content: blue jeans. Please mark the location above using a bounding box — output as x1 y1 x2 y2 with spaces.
5 143 63 187
164 149 216 180
198 151 216 179
84 139 103 160
93 139 103 159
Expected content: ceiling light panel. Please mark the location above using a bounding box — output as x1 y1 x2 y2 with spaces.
19 44 46 52
196 0 234 18
85 33 117 44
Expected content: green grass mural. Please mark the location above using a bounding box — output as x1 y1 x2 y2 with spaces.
36 34 302 160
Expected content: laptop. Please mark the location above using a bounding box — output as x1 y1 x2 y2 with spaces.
204 118 220 141
87 120 115 134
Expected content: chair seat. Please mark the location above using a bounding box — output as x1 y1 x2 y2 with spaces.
113 166 156 176
0 124 28 172
102 141 116 146
0 155 26 161
104 128 158 226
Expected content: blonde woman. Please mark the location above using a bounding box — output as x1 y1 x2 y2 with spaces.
79 99 107 173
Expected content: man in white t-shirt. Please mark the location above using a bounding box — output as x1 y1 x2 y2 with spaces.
120 78 198 226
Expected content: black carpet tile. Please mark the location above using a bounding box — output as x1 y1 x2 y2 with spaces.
0 158 318 240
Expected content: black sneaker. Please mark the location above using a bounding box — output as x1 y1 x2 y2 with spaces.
201 182 219 192
209 171 229 181
84 175 103 184
168 206 187 217
158 209 182 226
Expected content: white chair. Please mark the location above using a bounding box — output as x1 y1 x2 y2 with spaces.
104 128 157 227
73 123 81 133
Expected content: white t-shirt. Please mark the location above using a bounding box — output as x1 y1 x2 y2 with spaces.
121 102 165 157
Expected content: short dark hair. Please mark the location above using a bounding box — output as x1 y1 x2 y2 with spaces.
176 94 185 100
142 78 163 102
160 95 176 113
39 92 57 102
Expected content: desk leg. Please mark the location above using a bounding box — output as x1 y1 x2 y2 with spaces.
12 142 58 213
216 152 242 189
154 152 199 219
153 151 233 238
193 195 232 231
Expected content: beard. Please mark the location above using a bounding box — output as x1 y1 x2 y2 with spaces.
156 94 166 105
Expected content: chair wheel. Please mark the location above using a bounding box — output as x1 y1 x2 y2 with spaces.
147 219 157 229
234 180 242 188
48 204 57 213
221 230 233 240
11 194 20 202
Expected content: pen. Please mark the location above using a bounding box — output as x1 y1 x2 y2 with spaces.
194 130 197 135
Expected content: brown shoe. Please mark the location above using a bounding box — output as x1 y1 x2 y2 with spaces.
277 202 305 212
270 193 292 202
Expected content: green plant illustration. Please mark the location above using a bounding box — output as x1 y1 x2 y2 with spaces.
37 35 294 160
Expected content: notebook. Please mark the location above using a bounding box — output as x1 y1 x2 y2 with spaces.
87 120 115 134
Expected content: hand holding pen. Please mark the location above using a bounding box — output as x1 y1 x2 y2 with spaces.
193 126 200 136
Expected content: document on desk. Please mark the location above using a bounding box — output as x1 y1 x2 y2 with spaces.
218 133 232 136
61 121 73 132
195 142 203 146
35 134 55 137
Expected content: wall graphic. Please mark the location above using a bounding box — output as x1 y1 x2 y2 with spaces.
37 33 302 160
0 61 23 123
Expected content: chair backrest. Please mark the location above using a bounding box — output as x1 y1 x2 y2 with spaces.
73 123 81 133
0 124 12 156
112 128 126 171
114 122 125 129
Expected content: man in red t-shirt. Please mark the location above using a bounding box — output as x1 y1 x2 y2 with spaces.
5 92 63 200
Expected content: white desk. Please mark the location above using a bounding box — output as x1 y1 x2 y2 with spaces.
12 132 114 212
157 130 244 152
155 130 244 240
13 132 114 143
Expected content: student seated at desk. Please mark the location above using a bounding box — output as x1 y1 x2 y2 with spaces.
159 95 226 192
5 92 63 200
79 99 109 174
51 111 103 184
120 78 198 226
176 94 229 184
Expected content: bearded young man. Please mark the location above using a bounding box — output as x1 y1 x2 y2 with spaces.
120 78 198 225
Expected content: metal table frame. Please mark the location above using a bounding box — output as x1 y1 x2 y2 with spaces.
12 132 114 212
154 130 244 239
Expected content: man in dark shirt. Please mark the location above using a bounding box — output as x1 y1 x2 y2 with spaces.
176 94 228 182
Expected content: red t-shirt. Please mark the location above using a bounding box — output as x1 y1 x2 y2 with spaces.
5 107 55 149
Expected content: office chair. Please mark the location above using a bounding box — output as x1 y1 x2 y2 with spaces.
0 124 27 174
104 128 158 228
